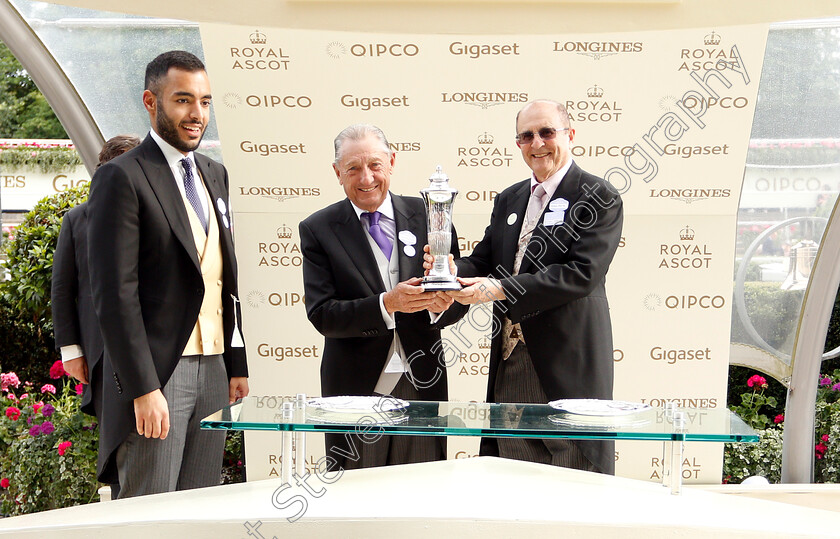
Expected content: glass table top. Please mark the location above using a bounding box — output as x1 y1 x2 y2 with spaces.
201 397 758 442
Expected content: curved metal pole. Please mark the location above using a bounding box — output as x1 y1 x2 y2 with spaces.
0 0 103 174
782 197 840 483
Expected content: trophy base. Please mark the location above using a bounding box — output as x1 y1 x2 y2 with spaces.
422 278 462 291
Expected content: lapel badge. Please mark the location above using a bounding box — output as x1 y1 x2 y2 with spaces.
507 212 518 226
403 245 416 257
398 230 417 246
216 198 227 215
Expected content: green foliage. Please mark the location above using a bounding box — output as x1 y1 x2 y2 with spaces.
0 374 99 515
0 143 83 174
730 375 778 431
223 431 244 484
724 428 784 484
0 185 88 388
0 42 67 139
731 281 804 352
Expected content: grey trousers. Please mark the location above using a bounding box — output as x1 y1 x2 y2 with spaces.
116 354 228 498
493 342 597 472
326 375 445 471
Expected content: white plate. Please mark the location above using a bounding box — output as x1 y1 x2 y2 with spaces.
306 396 409 414
548 399 651 417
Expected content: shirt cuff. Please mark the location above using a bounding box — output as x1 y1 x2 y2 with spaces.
60 345 84 362
379 292 396 330
428 311 444 325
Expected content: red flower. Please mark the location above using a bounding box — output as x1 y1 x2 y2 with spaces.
49 361 66 379
774 414 785 424
57 441 73 456
747 374 768 389
0 478 9 489
5 407 21 421
75 384 84 395
822 434 830 443
815 442 828 459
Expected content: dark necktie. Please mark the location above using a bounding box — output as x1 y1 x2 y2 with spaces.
181 157 208 234
364 211 392 261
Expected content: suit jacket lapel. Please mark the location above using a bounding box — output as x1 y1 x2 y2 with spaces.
330 199 386 293
195 155 236 276
503 180 531 273
137 137 200 271
392 194 423 282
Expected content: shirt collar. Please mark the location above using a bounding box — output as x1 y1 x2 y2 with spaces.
530 158 573 200
149 129 195 171
350 192 394 221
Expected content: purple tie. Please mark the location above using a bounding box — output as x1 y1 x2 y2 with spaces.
364 211 392 261
181 158 208 234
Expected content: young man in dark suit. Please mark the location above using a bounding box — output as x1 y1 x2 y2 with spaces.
300 124 465 470
87 51 248 498
447 100 624 474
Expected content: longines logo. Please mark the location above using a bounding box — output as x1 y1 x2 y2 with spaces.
644 292 726 311
659 226 713 269
448 41 521 59
238 186 320 204
247 289 305 308
257 343 320 361
257 225 302 267
223 92 312 109
678 31 739 72
1 175 25 188
566 85 624 122
230 29 291 71
239 140 307 156
440 92 528 110
639 397 718 408
648 188 731 204
457 132 514 168
388 141 421 152
325 41 419 58
552 40 643 60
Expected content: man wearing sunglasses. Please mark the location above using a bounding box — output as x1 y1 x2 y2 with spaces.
447 99 624 474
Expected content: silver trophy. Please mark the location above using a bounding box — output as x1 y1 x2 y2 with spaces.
420 165 461 291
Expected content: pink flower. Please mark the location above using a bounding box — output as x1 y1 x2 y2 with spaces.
820 376 832 387
0 478 9 489
5 407 21 421
57 441 72 456
75 384 84 395
832 383 840 392
19 394 28 400
49 361 66 379
816 442 828 459
822 434 830 443
32 402 43 413
40 384 56 395
774 414 785 424
747 374 768 389
1 372 20 391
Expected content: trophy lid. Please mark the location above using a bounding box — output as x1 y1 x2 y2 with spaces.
424 165 456 193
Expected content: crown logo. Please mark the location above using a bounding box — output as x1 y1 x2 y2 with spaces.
587 85 604 98
477 338 492 349
276 225 293 239
704 31 720 46
250 29 267 45
680 225 695 241
477 132 494 145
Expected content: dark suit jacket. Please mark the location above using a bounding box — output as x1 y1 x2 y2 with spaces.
51 203 102 417
300 194 465 403
87 135 247 482
456 162 623 474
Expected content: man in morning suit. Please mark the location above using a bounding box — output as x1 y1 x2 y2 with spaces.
300 124 465 470
448 100 623 474
51 134 140 498
87 51 249 498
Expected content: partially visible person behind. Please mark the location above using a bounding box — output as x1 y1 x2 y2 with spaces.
51 134 140 498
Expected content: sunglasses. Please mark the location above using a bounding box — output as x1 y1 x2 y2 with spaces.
515 127 569 144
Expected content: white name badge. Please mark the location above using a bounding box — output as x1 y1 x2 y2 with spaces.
543 211 565 227
550 198 570 212
398 230 417 246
